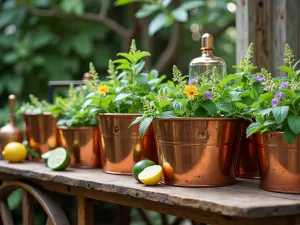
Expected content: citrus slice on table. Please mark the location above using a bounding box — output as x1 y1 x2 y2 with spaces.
138 165 162 185
132 159 156 182
47 147 70 171
41 150 55 163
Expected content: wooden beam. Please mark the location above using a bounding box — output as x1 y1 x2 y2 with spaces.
22 190 35 225
77 196 94 225
236 0 300 77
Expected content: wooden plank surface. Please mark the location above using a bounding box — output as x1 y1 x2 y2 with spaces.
1 161 300 219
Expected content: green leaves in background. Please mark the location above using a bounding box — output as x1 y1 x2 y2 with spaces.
272 106 289 124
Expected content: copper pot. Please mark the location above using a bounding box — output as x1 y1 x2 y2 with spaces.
23 113 59 155
58 126 101 168
98 114 158 175
255 132 300 193
235 121 259 179
153 118 240 187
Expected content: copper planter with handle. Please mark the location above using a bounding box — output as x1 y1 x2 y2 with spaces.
153 118 241 187
235 121 259 179
23 113 60 156
255 132 300 193
98 113 158 175
58 126 101 168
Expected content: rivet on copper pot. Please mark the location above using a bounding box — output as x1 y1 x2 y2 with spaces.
198 131 207 139
113 126 120 134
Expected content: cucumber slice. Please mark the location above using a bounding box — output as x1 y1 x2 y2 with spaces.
47 147 70 171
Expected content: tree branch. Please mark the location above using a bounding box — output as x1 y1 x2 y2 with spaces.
153 0 183 73
24 5 131 39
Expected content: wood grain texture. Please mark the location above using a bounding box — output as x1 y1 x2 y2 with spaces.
236 0 300 77
0 162 300 220
22 190 35 225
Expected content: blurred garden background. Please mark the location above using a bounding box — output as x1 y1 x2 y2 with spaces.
0 0 236 224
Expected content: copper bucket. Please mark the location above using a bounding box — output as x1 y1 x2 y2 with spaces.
23 113 59 155
256 132 300 193
153 118 240 187
235 121 259 179
58 126 101 168
98 114 158 175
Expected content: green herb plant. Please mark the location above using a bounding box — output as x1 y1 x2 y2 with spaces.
246 44 300 143
84 39 166 114
55 84 96 127
18 94 52 114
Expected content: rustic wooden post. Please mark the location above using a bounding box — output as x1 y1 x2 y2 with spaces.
236 0 300 77
77 196 94 225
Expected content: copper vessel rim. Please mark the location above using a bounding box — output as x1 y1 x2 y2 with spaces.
23 113 52 116
98 113 142 116
57 126 97 130
155 117 239 121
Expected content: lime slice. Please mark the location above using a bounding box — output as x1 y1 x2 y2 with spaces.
41 150 55 163
138 165 162 185
132 160 156 182
47 147 70 171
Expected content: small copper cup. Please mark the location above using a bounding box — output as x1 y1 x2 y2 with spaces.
235 121 259 179
153 118 240 187
23 113 59 156
98 114 158 175
256 132 300 193
58 126 101 168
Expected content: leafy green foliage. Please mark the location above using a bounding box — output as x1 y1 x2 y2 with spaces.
85 40 165 114
54 84 96 127
18 94 52 114
115 0 204 35
246 44 300 144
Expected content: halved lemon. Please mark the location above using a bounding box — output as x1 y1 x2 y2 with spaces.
138 165 162 185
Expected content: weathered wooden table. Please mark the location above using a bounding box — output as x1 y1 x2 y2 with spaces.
0 161 299 225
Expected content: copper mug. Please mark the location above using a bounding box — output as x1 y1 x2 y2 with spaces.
98 113 158 175
58 126 101 168
235 121 259 179
23 113 59 155
153 118 240 187
255 132 300 193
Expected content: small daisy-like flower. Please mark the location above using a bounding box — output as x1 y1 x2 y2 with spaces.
271 98 279 107
254 75 264 83
204 91 212 100
184 85 199 99
188 78 198 85
279 82 288 89
98 85 109 96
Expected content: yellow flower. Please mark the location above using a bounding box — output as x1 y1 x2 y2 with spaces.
184 85 199 99
98 85 109 96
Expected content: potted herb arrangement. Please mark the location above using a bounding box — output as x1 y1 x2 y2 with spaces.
55 84 101 168
85 40 165 174
246 44 300 193
134 66 246 187
231 44 264 179
19 95 60 156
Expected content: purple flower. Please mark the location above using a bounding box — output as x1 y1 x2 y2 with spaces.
204 91 212 100
275 92 283 100
264 85 270 91
271 98 279 107
188 78 198 85
254 75 264 83
279 82 288 89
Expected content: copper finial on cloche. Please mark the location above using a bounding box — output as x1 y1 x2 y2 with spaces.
189 33 227 79
0 95 23 150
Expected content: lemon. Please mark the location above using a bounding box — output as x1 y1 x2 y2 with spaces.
138 165 162 185
2 142 28 163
